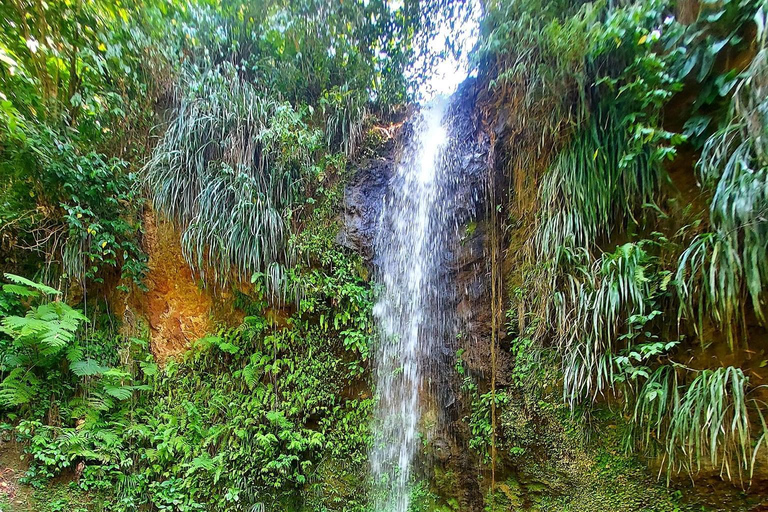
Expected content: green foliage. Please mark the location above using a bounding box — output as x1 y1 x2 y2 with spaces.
677 231 746 348
677 0 764 144
468 384 688 512
3 0 767 508
481 0 768 490
467 389 510 464
0 0 167 129
677 18 768 345
0 4 419 503
535 1 684 255
630 365 768 484
1 201 376 510
91 251 374 511
478 0 597 134
0 275 155 491
0 1 389 495
0 0 166 290
143 0 426 295
549 241 674 406
0 274 86 407
145 64 322 291
1 117 149 289
506 319 544 388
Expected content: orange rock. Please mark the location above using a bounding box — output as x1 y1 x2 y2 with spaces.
140 209 214 364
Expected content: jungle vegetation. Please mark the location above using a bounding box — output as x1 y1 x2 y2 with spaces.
0 0 767 511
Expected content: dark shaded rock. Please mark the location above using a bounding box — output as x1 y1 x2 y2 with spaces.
339 77 494 512
337 136 398 261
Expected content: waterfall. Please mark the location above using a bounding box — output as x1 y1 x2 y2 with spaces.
370 99 459 511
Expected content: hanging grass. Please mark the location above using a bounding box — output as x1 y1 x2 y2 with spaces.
537 104 661 256
630 365 768 485
481 0 766 491
553 241 662 405
480 0 597 136
321 85 368 159
676 231 745 349
677 35 768 344
144 65 322 293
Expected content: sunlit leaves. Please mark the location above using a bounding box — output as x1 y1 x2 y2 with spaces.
3 273 60 296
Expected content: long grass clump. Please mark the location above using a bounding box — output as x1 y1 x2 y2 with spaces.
537 104 660 256
630 365 768 484
553 242 659 405
677 33 768 344
144 65 321 293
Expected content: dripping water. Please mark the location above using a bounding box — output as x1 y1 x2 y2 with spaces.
370 98 464 511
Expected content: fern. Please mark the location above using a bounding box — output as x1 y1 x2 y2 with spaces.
1 302 86 358
103 385 133 401
3 273 60 296
0 278 85 366
70 359 109 377
0 367 40 407
2 284 40 298
185 452 217 476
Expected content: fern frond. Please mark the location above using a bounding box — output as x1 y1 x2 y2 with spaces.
0 367 40 407
3 273 60 296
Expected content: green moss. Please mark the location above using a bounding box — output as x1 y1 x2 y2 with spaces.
28 483 92 512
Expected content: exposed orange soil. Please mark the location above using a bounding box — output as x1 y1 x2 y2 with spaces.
140 209 214 363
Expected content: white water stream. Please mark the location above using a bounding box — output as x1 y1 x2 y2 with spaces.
370 100 456 512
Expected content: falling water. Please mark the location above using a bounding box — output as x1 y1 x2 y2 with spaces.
370 99 459 511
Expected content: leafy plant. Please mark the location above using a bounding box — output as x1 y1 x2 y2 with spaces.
550 241 673 406
630 365 768 484
677 17 768 345
145 65 321 293
0 0 166 291
0 274 85 407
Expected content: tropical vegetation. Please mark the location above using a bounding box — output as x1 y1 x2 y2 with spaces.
1 0 767 510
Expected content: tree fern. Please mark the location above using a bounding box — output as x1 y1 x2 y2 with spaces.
70 359 110 377
0 367 40 407
0 275 106 410
3 273 60 297
1 291 85 364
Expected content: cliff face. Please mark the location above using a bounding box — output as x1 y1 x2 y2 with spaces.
114 57 765 511
340 81 494 510
139 209 215 362
339 66 768 509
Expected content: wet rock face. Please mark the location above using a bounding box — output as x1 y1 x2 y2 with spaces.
340 80 490 262
336 134 398 261
340 80 494 385
340 79 493 511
